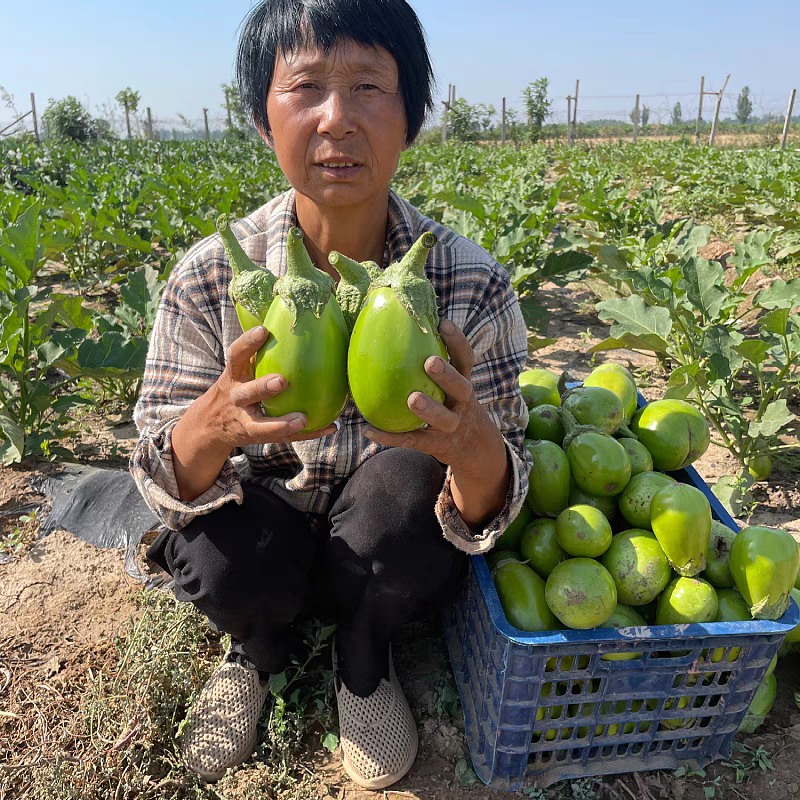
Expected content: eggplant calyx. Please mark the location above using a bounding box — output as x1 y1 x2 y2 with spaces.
276 227 334 328
372 231 438 334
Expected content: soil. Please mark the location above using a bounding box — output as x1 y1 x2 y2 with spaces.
0 281 798 799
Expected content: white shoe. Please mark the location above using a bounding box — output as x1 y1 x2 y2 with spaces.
181 653 269 782
334 642 419 790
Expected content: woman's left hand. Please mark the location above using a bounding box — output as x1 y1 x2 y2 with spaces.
363 318 498 469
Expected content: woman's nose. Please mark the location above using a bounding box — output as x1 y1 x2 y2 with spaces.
317 90 358 139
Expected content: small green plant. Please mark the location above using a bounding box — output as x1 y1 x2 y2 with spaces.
588 228 799 515
0 510 39 556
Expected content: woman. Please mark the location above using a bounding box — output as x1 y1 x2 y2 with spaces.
131 0 530 790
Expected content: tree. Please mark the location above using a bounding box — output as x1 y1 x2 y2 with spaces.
641 105 650 126
115 87 141 138
737 86 753 125
476 103 496 136
448 98 481 141
671 102 683 126
42 96 97 142
522 78 552 142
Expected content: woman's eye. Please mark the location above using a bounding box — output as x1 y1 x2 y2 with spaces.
297 83 318 90
358 84 379 91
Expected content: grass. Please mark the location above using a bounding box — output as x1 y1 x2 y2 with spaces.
0 589 339 800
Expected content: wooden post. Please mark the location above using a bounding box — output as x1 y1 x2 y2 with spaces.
124 100 131 139
501 97 506 145
633 94 640 142
572 80 579 144
29 93 39 144
695 76 705 145
452 85 457 102
203 108 210 141
566 96 572 145
225 89 232 128
709 74 730 147
441 83 450 144
781 88 797 151
146 107 153 140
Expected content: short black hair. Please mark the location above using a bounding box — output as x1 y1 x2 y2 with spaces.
235 0 434 144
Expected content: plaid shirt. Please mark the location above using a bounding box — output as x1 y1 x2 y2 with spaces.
130 188 531 554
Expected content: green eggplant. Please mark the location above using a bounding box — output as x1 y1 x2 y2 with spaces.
347 232 446 432
255 227 349 432
216 214 276 332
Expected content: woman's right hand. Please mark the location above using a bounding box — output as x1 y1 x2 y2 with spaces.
208 325 337 448
171 325 336 502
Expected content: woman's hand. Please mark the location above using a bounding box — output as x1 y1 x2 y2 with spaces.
205 325 337 449
364 319 511 529
172 325 336 501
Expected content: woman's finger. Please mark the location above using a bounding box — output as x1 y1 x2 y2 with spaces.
438 319 474 379
243 413 307 442
230 373 287 407
423 356 474 404
226 326 269 376
407 392 461 433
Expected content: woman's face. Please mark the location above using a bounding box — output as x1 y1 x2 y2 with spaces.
265 38 409 210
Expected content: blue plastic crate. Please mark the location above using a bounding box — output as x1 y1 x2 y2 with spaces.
443 389 799 790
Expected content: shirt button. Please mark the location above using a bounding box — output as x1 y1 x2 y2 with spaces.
320 486 331 494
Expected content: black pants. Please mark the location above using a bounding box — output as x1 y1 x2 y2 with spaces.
146 448 468 697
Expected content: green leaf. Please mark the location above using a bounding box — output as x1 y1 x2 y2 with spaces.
596 295 673 341
48 294 94 333
76 332 147 379
679 258 726 322
539 250 593 278
712 471 755 517
754 279 800 310
589 333 670 354
596 245 629 272
762 308 790 336
733 340 771 367
0 411 24 465
527 335 558 353
729 230 776 275
117 265 165 333
321 732 339 753
434 190 487 223
268 671 288 695
705 325 745 380
0 200 43 284
748 399 795 439
455 758 479 788
519 296 549 335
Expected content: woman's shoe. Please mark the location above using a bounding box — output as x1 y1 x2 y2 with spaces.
181 651 269 782
333 642 419 790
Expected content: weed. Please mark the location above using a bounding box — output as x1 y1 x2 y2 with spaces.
722 741 775 783
2 589 341 800
0 510 40 557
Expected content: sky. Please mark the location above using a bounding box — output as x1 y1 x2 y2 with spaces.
2 0 798 133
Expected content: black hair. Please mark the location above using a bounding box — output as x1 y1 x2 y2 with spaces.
235 0 434 144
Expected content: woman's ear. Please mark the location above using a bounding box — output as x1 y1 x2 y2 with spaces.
255 117 275 150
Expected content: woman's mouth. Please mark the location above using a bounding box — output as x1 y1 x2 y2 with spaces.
316 161 363 179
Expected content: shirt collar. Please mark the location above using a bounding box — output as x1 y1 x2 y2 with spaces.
265 187 414 276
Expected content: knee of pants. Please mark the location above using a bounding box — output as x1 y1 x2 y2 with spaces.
165 498 314 625
328 447 454 572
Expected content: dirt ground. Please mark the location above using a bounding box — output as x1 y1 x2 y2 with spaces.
1 281 799 799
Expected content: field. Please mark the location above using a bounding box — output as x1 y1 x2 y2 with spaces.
1 135 799 799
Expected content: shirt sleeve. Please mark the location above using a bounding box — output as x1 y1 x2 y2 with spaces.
434 269 531 554
129 253 244 530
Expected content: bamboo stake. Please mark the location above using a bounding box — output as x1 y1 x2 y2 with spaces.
30 93 39 144
781 88 796 151
709 74 730 147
